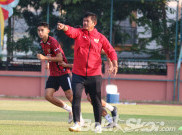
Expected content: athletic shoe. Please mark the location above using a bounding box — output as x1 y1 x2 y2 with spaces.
103 123 116 128
69 122 81 132
111 106 117 123
68 112 73 124
95 125 102 133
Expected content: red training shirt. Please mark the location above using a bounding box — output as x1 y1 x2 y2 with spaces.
40 36 70 76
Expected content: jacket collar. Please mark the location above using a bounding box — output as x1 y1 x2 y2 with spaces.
82 28 98 36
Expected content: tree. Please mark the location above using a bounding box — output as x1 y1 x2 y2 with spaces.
9 0 177 61
134 0 177 60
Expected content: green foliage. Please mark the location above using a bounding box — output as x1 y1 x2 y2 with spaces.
40 0 55 4
14 36 38 54
10 0 178 60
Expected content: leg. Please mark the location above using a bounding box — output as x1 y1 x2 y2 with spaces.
102 100 118 123
69 74 85 132
64 90 73 124
87 94 113 125
101 99 107 107
71 74 84 123
86 76 102 125
46 76 72 124
102 99 118 126
60 74 73 104
102 100 114 111
45 76 66 107
45 88 64 107
45 88 72 113
87 94 108 117
59 74 74 124
102 107 108 117
86 76 102 133
64 89 73 103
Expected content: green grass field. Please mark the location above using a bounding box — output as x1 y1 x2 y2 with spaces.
0 98 182 135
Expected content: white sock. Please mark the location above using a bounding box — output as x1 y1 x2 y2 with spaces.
105 103 114 112
104 114 113 124
62 104 72 112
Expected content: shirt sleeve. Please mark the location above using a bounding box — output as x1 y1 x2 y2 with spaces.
51 40 61 55
64 25 81 39
101 35 118 61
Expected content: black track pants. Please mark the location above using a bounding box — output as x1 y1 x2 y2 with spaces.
71 73 102 124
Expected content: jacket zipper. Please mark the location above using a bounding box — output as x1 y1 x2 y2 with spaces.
86 32 91 76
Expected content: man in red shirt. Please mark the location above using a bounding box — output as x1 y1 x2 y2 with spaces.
37 22 73 124
57 12 118 133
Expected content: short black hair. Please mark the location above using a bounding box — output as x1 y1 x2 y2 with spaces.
37 22 49 29
83 12 97 23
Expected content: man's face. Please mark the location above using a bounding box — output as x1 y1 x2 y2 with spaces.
83 16 96 31
37 26 50 39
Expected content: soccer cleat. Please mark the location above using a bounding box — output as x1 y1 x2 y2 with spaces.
68 112 73 124
69 122 81 132
111 106 117 123
95 125 102 133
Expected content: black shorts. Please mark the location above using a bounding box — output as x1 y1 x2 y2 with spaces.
46 74 72 91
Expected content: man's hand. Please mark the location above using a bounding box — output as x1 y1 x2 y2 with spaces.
111 60 118 76
57 23 68 31
107 64 113 75
59 61 67 67
107 66 118 76
112 66 118 76
37 54 47 60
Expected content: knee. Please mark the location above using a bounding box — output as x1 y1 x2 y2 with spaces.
102 108 107 116
45 93 52 101
65 90 73 99
66 94 71 99
66 94 73 101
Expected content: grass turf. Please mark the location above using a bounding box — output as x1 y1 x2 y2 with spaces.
0 99 182 135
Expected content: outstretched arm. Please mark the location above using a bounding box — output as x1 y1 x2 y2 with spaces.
57 23 80 39
57 23 68 31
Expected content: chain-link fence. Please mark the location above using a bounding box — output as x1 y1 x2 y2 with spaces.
0 0 179 74
0 0 182 101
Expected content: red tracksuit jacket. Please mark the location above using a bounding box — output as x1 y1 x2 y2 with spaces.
64 26 118 76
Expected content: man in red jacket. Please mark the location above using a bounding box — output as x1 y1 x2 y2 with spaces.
57 12 118 133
